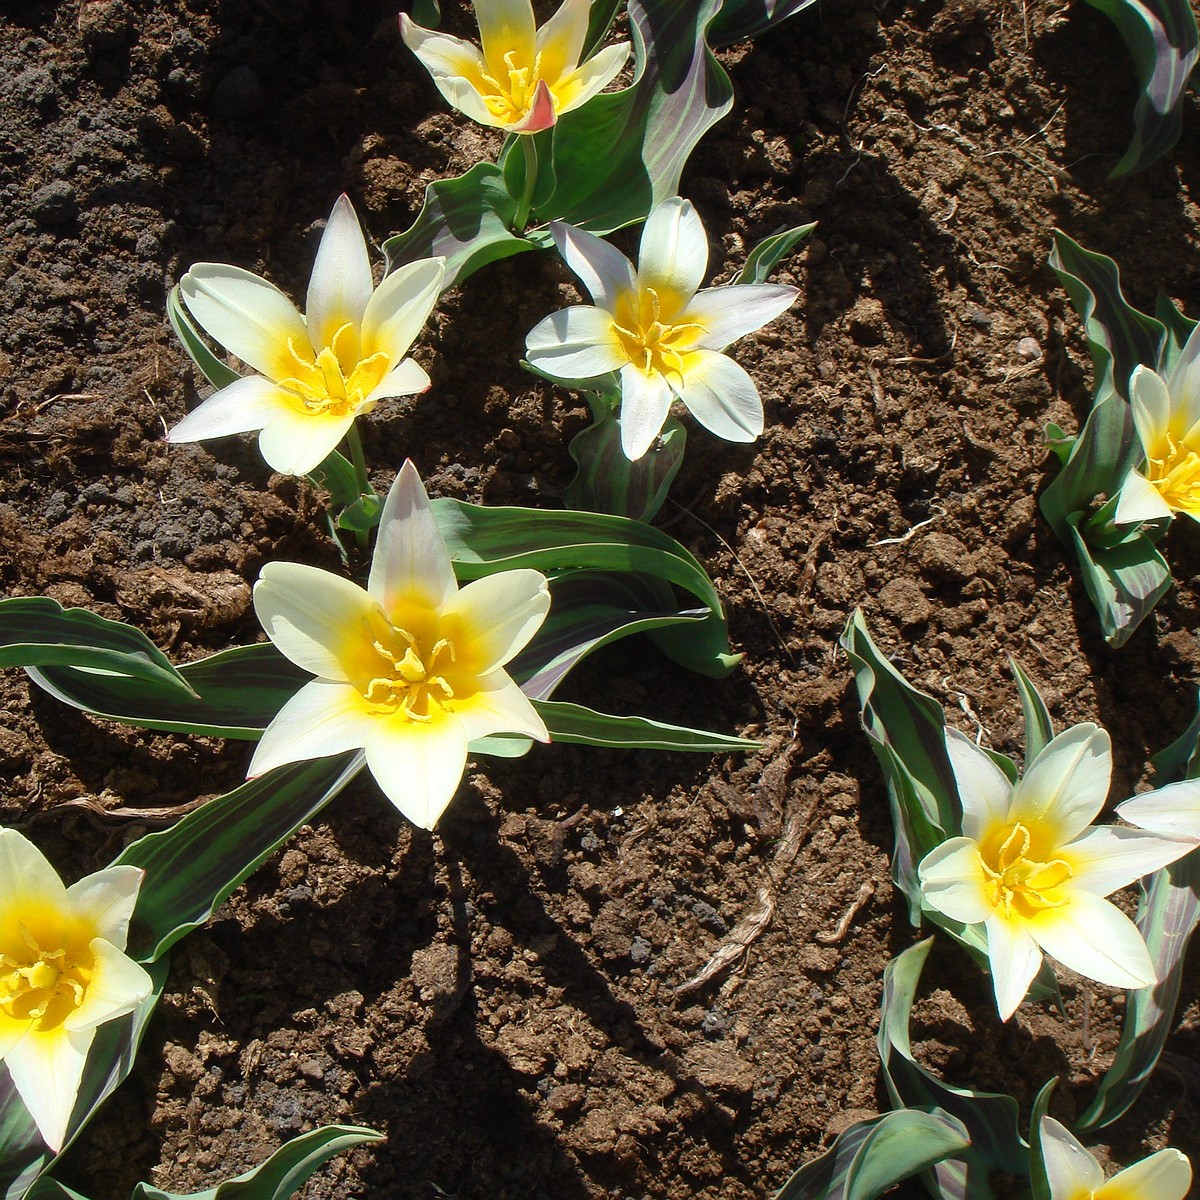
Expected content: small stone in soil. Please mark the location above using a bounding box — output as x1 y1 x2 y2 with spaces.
31 181 76 227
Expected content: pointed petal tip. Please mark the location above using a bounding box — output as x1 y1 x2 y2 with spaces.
512 79 556 133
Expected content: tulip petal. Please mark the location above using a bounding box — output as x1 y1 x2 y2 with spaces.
180 264 309 382
673 350 763 443
257 406 356 476
510 78 556 132
917 837 991 925
65 865 143 948
1009 723 1112 845
6 1024 94 1152
1114 467 1174 525
455 673 549 743
167 375 295 444
525 305 626 379
474 0 538 80
683 283 798 350
1066 824 1192 893
369 460 458 616
1167 321 1200 433
398 19 498 127
1028 890 1154 989
363 358 431 405
944 729 1014 841
550 222 637 310
550 41 630 116
359 258 444 364
65 939 152 1033
365 714 469 831
1104 1148 1193 1200
618 364 673 461
985 915 1043 1021
444 569 551 676
248 679 375 778
1130 363 1173 451
254 563 379 681
1039 1117 1104 1200
637 198 708 308
534 0 588 82
306 195 374 360
0 831 68 958
1117 778 1200 841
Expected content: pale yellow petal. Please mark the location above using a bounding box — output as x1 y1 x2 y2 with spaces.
64 938 152 1033
248 680 376 778
474 0 538 79
1101 1148 1192 1200
365 712 469 831
306 194 373 361
1040 1116 1104 1200
256 404 356 476
0 830 68 959
443 569 551 676
454 673 548 744
6 1023 94 1152
64 866 143 949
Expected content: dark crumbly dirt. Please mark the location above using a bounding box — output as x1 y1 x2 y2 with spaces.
2 0 1200 1197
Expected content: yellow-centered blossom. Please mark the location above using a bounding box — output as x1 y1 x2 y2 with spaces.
0 830 151 1152
250 460 551 830
917 724 1190 1021
168 194 444 476
525 197 798 460
1040 1116 1191 1200
399 0 629 133
1115 323 1200 525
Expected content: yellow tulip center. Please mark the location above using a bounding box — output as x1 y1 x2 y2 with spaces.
363 620 459 722
611 287 706 382
978 822 1073 921
0 926 94 1030
278 323 390 419
1146 432 1200 515
480 50 548 124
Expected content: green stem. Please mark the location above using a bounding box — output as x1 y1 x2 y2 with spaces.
345 422 371 552
513 135 539 234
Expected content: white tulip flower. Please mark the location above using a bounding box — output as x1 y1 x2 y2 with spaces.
917 724 1191 1021
1040 1116 1191 1200
399 0 629 135
0 829 152 1153
525 197 799 460
169 195 444 476
251 460 551 830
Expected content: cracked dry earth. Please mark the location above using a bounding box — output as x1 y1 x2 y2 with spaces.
2 0 1200 1198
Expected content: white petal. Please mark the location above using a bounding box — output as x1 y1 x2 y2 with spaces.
248 680 375 778
65 939 152 1033
363 358 431 404
6 1025 94 1153
0 830 68 928
1066 824 1193 894
254 562 378 680
359 258 444 364
474 0 537 79
918 838 991 925
683 284 798 350
1130 364 1172 450
1114 468 1175 525
1039 1116 1104 1200
443 569 551 676
369 460 458 617
1167 321 1200 433
167 375 294 444
637 198 708 308
673 350 763 443
551 42 630 116
64 866 143 949
306 194 374 357
525 306 626 379
1104 1148 1193 1200
1010 723 1112 845
943 729 1014 841
180 264 308 382
534 0 588 81
550 222 637 310
456 673 549 743
256 406 355 476
618 364 673 461
365 715 469 831
398 20 499 128
1028 890 1155 989
985 915 1043 1022
1117 779 1200 841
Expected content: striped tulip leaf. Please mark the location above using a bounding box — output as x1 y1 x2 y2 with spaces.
564 414 686 522
736 222 817 285
775 1107 969 1200
709 0 820 46
166 283 240 390
1155 291 1199 365
1084 0 1199 177
534 698 757 752
1011 659 1055 764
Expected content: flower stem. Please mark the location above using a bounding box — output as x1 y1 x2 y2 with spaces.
346 421 371 552
513 135 539 234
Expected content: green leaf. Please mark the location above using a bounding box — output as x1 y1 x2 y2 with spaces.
735 222 817 285
1049 229 1165 400
336 493 383 534
0 597 195 697
130 1125 383 1200
167 284 241 391
879 940 1040 1200
1026 1080 1059 1200
709 0 820 46
1084 0 1199 177
775 1108 970 1200
114 753 363 962
1010 660 1054 763
1150 687 1200 780
564 413 686 521
307 449 360 508
1154 291 1199 367
431 497 739 677
383 162 532 288
535 698 756 751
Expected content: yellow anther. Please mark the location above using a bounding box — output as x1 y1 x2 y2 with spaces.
361 621 457 721
979 820 1074 919
1148 433 1200 514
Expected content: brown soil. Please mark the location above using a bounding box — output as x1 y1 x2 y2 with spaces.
2 0 1200 1197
